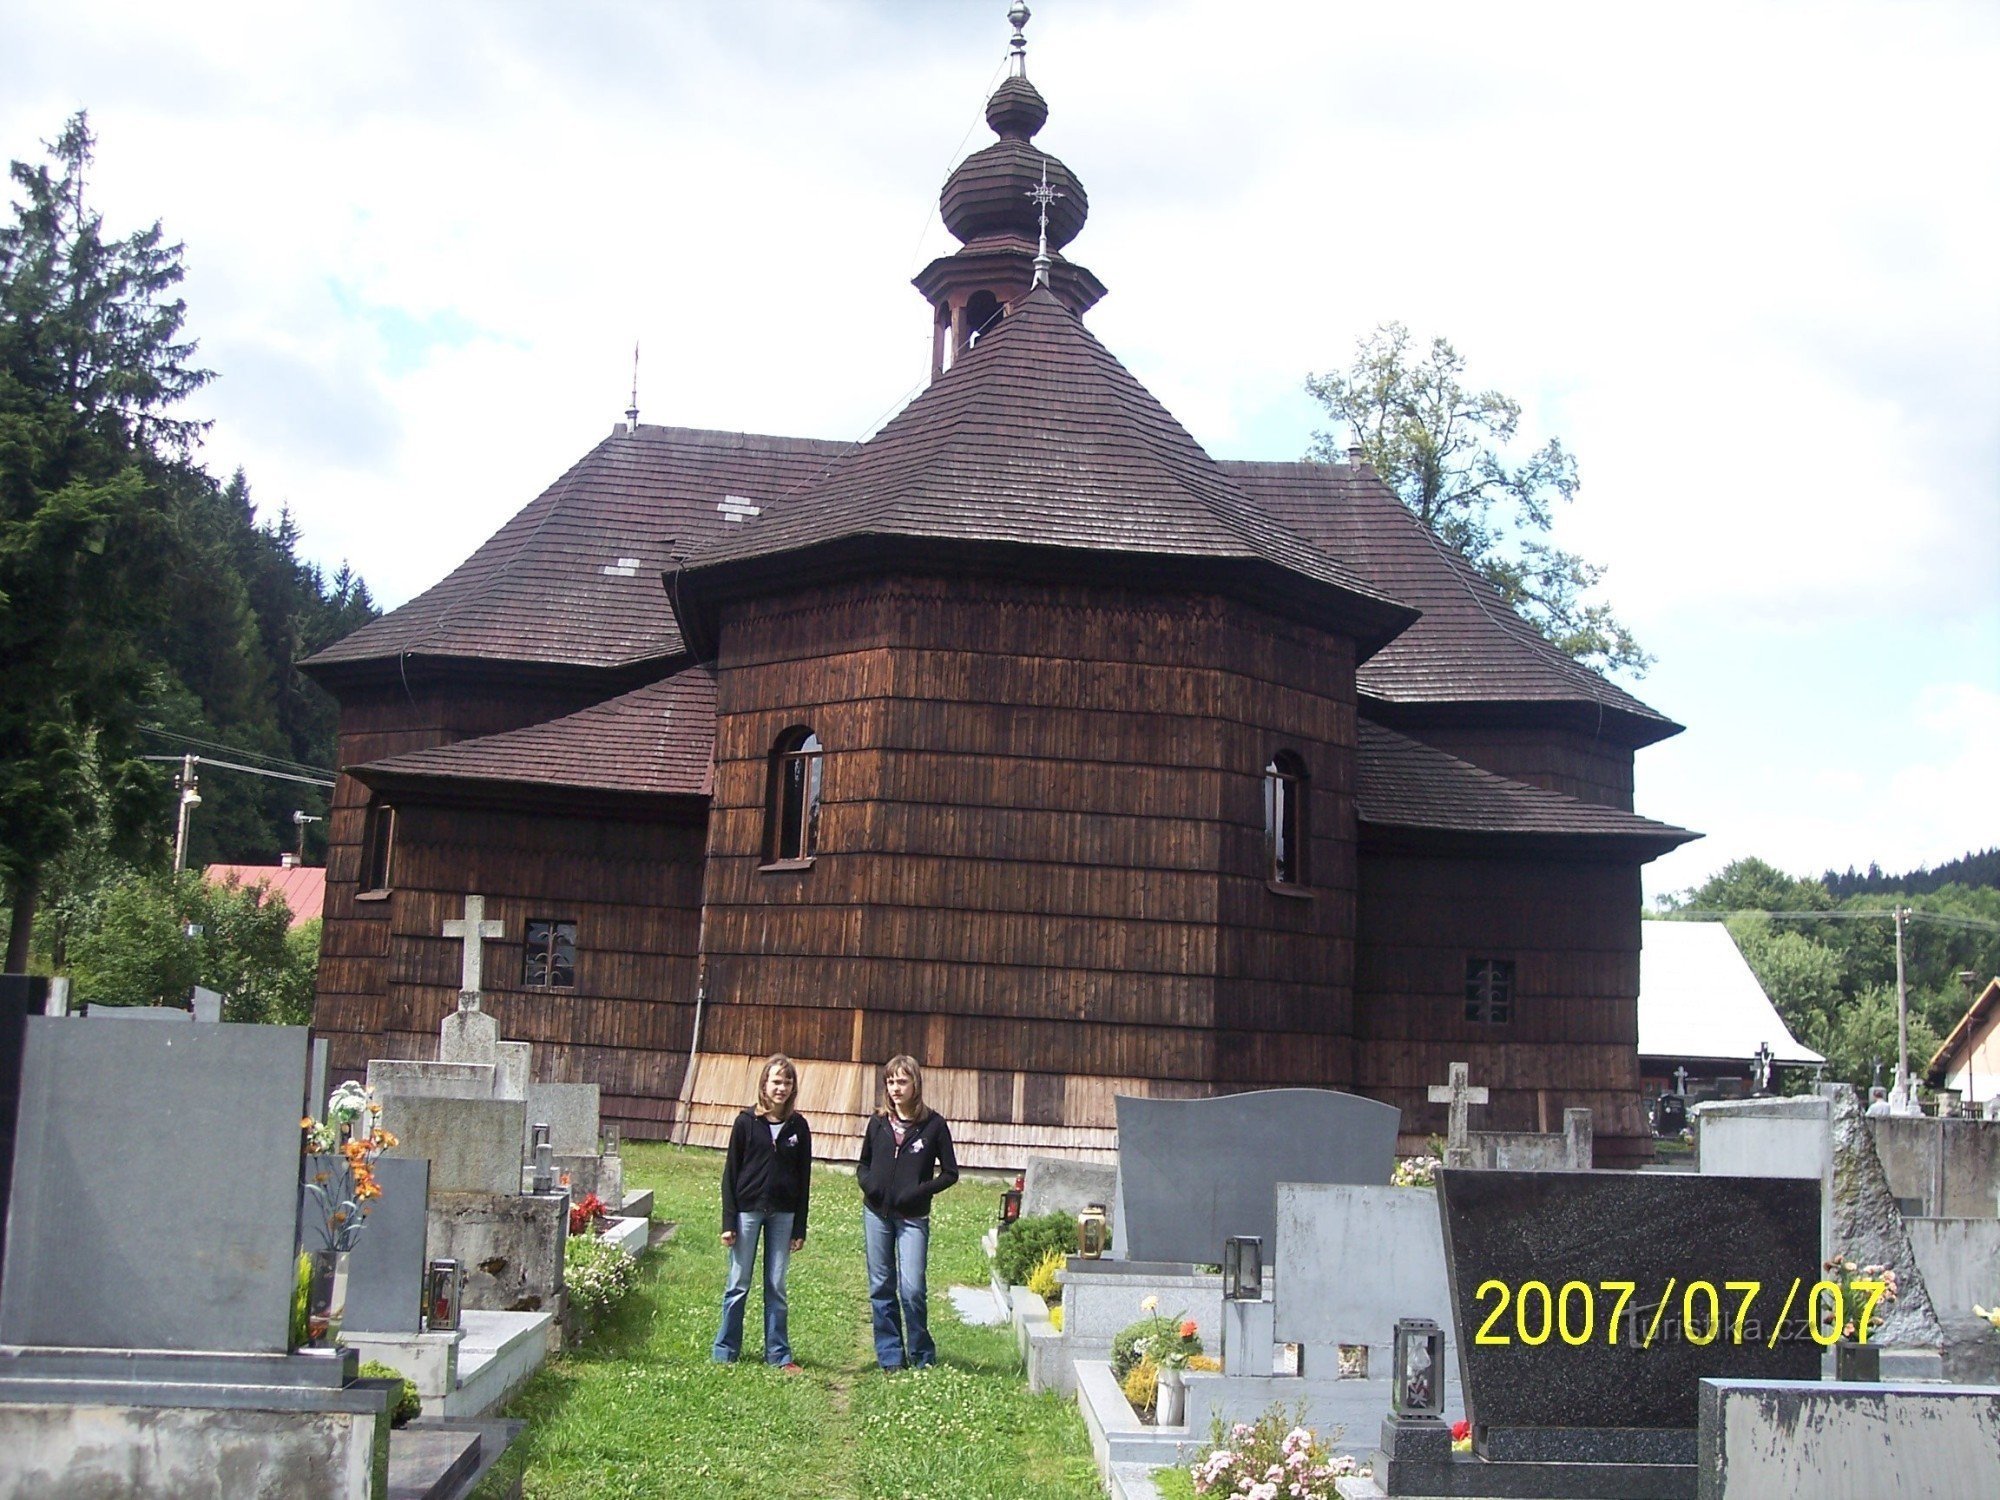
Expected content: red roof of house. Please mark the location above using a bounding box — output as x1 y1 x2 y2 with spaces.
201 863 326 926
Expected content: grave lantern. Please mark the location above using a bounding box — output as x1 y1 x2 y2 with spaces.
1392 1318 1445 1420
1223 1235 1263 1301
998 1187 1023 1227
532 1122 555 1194
425 1259 463 1332
1076 1202 1108 1258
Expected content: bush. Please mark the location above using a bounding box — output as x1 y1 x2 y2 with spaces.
995 1210 1076 1286
1026 1246 1065 1303
1112 1314 1176 1382
1189 1405 1357 1497
356 1360 421 1426
1048 1303 1064 1333
1122 1356 1158 1416
565 1231 639 1320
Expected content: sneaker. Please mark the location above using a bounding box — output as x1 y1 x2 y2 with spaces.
780 1362 804 1374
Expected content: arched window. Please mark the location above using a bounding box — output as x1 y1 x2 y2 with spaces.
964 289 1003 349
1264 753 1307 885
766 727 824 863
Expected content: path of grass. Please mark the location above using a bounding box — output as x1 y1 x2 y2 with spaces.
475 1141 1102 1499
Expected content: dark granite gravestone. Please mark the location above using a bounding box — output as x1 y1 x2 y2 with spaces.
1116 1088 1399 1265
1436 1170 1821 1456
0 975 44 1291
0 1019 311 1353
305 1155 431 1334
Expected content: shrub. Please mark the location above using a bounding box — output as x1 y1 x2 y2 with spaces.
995 1210 1077 1286
1122 1356 1158 1416
1189 1405 1357 1497
1026 1246 1065 1303
356 1360 421 1426
1113 1302 1203 1379
1187 1353 1219 1373
1048 1303 1064 1333
565 1232 639 1320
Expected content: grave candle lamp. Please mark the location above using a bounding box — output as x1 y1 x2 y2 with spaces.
531 1122 555 1195
425 1259 463 1332
1076 1202 1108 1258
1223 1235 1263 1301
1392 1318 1446 1420
998 1187 1023 1227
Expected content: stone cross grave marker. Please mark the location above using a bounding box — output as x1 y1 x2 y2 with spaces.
438 894 504 1065
1429 1060 1488 1169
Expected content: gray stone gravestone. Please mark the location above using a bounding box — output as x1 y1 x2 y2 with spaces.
368 1058 497 1101
0 1019 310 1353
524 1082 600 1158
1021 1154 1119 1225
1116 1089 1399 1266
379 1094 526 1196
0 975 40 1292
1434 1169 1820 1477
302 1155 431 1335
190 986 223 1023
1274 1182 1456 1349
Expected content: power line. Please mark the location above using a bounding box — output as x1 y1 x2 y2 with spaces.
141 754 335 789
139 724 332 779
1667 909 2000 935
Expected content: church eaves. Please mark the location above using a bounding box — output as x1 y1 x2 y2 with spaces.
668 286 1419 661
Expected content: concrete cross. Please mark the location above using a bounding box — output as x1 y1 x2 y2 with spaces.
441 894 505 999
1428 1061 1489 1169
1673 1066 1691 1095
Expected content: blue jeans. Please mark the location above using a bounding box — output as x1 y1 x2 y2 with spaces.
712 1210 795 1364
863 1205 934 1369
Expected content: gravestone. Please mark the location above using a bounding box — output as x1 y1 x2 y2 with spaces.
1430 1062 1488 1169
191 985 223 1023
438 895 504 1066
0 975 41 1291
1426 1168 1819 1495
1274 1183 1456 1350
1022 1154 1119 1224
524 1081 600 1157
369 1058 497 1100
379 1094 526 1196
1 1019 310 1353
1116 1089 1399 1265
302 1155 432 1335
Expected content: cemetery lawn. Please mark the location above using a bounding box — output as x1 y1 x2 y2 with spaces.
474 1142 1101 1500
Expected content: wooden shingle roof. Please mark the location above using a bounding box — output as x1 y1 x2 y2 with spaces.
1356 718 1695 853
1229 461 1679 747
352 667 717 803
674 286 1417 656
303 427 847 680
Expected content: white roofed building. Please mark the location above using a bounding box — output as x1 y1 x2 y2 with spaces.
1638 921 1825 1103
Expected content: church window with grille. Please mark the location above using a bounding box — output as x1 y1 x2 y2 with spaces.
1465 958 1515 1024
524 920 577 989
766 727 824 863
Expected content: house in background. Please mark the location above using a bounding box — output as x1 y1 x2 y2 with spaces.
201 860 326 928
1637 920 1823 1105
1927 976 2000 1110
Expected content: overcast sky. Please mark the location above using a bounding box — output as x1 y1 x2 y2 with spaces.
5 0 1995 901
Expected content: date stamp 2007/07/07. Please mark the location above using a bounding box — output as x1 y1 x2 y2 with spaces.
1470 1275 1889 1350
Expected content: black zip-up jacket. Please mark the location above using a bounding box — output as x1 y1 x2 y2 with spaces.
721 1109 812 1241
856 1110 958 1219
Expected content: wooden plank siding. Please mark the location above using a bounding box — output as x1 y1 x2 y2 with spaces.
683 574 1365 1152
1354 850 1651 1165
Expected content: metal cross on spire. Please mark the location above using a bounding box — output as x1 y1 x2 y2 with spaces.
624 340 641 434
1027 159 1062 287
1007 2 1031 78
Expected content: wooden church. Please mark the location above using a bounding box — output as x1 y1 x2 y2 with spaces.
304 11 1695 1168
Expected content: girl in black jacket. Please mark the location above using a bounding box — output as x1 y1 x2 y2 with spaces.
856 1054 958 1369
712 1054 812 1369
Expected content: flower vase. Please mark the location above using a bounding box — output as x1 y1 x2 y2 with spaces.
1156 1364 1186 1427
306 1249 351 1348
1834 1339 1880 1382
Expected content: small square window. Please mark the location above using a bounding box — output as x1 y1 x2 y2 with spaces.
524 920 577 989
1465 959 1514 1024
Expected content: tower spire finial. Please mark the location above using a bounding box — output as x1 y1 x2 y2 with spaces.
1007 2 1031 78
1027 158 1062 287
624 340 640 434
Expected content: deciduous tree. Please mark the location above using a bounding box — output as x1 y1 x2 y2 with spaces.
1306 323 1649 676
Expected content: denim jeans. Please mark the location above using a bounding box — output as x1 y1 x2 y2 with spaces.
712 1210 795 1364
863 1205 933 1369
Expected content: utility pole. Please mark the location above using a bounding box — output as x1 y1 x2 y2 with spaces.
171 755 202 874
1893 905 1911 1109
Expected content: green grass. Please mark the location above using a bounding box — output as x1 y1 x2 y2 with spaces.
475 1142 1100 1499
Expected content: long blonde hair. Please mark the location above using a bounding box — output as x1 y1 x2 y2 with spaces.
878 1053 929 1123
756 1054 799 1120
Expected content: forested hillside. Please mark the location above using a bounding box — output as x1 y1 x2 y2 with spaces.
1 113 376 980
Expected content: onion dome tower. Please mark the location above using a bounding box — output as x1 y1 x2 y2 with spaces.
915 2 1107 379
